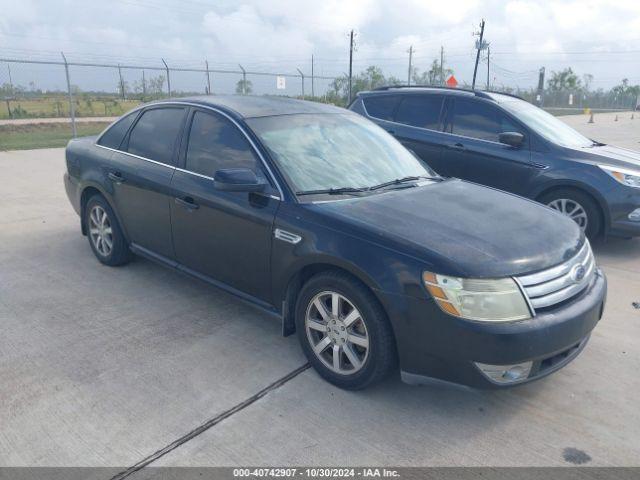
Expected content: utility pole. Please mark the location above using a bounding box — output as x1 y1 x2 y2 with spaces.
205 59 211 94
297 68 305 98
472 19 486 90
60 52 77 138
311 54 315 98
238 64 247 94
117 64 125 100
162 58 171 97
407 45 413 86
440 46 444 86
142 70 146 101
348 29 354 104
486 46 490 90
7 64 13 93
537 67 545 107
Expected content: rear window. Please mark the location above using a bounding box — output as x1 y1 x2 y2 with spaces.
126 107 186 165
97 112 137 149
394 95 443 130
362 95 400 121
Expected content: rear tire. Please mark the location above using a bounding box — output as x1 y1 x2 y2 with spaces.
539 189 602 241
295 271 396 390
85 194 132 266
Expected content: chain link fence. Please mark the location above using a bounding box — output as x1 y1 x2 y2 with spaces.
0 57 339 134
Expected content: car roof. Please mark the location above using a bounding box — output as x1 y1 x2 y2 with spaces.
152 95 348 119
357 85 524 102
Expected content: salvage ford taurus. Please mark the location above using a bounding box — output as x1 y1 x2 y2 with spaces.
64 96 607 389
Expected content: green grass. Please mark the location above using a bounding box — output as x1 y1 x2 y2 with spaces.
1 96 141 119
0 122 111 150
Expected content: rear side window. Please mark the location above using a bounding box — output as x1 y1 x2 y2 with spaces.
394 95 443 130
97 112 137 149
127 107 186 165
362 95 400 121
185 110 258 177
450 99 522 142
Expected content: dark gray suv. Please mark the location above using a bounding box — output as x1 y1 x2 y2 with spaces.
350 86 640 240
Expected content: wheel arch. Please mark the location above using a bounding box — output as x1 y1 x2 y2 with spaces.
533 181 609 235
79 183 128 240
280 260 389 338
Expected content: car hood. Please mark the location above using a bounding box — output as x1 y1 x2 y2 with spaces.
307 179 583 278
568 144 640 171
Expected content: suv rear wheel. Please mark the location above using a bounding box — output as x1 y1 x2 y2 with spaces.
540 189 601 240
295 271 396 390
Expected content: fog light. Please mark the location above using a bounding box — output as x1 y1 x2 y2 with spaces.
475 361 533 384
629 208 640 222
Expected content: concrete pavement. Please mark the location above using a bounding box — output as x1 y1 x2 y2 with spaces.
0 114 639 469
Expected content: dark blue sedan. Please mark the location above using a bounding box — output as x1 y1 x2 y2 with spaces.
64 96 606 389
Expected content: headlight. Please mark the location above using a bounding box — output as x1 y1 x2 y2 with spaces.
599 164 640 188
422 272 531 322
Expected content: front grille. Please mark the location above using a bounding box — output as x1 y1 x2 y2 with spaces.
516 240 596 311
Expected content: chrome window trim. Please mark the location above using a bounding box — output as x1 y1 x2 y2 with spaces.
93 100 284 200
95 144 175 169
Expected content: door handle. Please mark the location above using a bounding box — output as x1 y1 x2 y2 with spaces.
175 196 199 210
386 129 395 135
108 172 125 183
446 142 465 151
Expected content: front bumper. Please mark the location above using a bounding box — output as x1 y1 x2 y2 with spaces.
605 185 640 237
383 268 607 389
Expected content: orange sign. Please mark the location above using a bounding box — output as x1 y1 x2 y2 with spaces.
446 75 458 88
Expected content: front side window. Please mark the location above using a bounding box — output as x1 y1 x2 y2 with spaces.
97 111 138 149
185 111 259 177
127 107 186 165
449 98 521 143
394 95 444 130
247 113 434 194
500 98 593 148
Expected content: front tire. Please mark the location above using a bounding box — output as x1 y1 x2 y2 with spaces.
85 194 132 266
540 189 602 240
295 271 396 390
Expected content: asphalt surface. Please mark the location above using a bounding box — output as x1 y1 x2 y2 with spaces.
1 112 639 468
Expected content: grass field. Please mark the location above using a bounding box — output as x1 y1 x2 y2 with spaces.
1 96 140 119
0 122 110 150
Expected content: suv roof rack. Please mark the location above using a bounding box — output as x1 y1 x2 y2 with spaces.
368 84 524 101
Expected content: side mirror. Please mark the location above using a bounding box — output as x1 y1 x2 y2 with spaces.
214 168 266 192
498 131 525 148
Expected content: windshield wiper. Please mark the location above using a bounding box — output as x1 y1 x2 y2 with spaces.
368 175 431 191
296 186 368 196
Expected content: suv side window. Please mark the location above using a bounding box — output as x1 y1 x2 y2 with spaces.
185 110 258 177
449 98 521 142
362 95 400 121
394 95 444 130
127 107 186 165
97 111 138 149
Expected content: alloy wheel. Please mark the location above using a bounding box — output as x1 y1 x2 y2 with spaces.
305 291 370 375
88 205 113 257
547 198 588 231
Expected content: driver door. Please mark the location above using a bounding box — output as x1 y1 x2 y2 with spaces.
169 108 280 302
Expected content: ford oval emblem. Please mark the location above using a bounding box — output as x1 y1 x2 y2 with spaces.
571 264 586 283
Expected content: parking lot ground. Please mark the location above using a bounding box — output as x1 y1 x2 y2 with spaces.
1 113 639 469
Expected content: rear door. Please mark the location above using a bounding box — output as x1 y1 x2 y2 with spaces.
442 97 534 195
169 108 279 302
390 94 448 173
108 106 187 259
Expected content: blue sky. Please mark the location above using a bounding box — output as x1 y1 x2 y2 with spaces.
1 0 639 94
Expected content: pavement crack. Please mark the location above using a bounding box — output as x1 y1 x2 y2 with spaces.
109 362 311 480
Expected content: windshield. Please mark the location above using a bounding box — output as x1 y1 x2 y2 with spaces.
500 99 594 148
247 113 434 194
